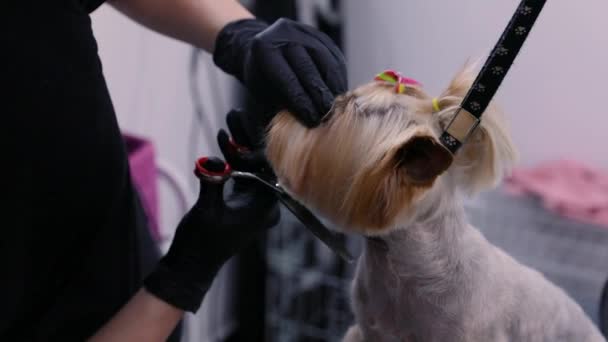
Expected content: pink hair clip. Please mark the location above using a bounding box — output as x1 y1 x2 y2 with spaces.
374 69 421 94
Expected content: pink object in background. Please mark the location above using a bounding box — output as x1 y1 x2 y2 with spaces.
505 159 608 229
123 133 160 241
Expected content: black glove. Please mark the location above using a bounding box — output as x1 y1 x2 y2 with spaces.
213 18 348 127
144 125 279 312
218 108 270 166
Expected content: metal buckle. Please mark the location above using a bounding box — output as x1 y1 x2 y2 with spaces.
445 108 480 144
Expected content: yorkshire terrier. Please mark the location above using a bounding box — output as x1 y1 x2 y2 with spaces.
264 65 605 341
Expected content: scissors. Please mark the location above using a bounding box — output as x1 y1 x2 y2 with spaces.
194 154 355 264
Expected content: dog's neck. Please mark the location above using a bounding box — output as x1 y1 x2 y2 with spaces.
364 187 471 289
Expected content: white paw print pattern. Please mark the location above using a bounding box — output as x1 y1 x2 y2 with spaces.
475 83 486 93
515 26 528 35
521 6 533 15
496 46 509 56
492 66 505 76
470 102 481 112
442 134 458 147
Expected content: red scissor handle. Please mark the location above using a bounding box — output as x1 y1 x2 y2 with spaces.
195 157 232 179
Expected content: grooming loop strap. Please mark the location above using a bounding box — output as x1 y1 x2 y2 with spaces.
442 109 480 150
440 0 547 153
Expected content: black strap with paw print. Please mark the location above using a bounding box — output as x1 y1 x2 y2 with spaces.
440 0 547 153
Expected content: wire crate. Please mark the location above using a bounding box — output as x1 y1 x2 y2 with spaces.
264 208 362 342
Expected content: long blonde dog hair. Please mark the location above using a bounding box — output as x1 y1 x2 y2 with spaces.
266 64 517 234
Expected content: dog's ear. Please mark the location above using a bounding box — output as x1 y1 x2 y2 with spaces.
341 131 452 230
433 62 478 109
395 135 453 185
435 63 518 194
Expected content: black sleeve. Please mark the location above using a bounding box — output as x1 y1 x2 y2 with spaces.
84 0 107 13
1 2 169 340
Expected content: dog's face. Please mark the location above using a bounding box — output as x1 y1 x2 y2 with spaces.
266 66 517 235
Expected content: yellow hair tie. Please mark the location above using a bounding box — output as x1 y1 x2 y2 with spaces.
432 98 441 112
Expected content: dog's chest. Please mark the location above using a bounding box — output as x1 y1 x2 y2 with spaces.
352 247 425 338
352 242 473 341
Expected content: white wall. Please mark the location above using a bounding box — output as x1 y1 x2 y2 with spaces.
345 0 608 168
91 5 237 341
91 6 232 230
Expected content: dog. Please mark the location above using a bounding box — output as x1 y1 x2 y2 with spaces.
264 64 606 341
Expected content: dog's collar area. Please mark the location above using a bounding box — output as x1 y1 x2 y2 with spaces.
440 0 546 154
366 236 389 251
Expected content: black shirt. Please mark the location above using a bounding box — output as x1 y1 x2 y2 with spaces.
2 1 161 340
82 0 106 13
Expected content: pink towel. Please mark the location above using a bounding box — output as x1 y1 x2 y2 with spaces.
123 133 160 241
505 160 608 228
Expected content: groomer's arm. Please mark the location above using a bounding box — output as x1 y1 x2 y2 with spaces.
88 129 278 341
89 289 183 342
89 179 277 341
109 0 252 52
110 0 348 128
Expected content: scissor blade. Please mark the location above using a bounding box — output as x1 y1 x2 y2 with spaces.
230 171 282 193
231 170 355 263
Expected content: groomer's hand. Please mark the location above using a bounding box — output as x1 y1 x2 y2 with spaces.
144 131 279 313
213 18 348 127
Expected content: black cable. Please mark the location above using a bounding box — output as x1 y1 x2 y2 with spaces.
601 279 608 336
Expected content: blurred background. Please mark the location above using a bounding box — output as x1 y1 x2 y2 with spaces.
91 0 608 340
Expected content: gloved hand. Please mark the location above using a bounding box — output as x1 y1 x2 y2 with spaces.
213 18 348 127
144 114 279 312
218 108 270 165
